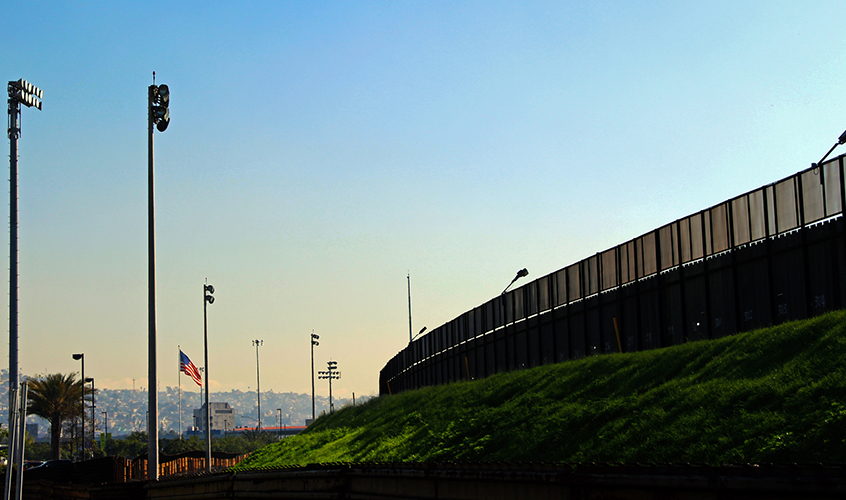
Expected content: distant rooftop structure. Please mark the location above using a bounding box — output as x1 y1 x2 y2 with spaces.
192 402 235 435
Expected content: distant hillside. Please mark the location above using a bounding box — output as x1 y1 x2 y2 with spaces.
1 374 353 437
236 311 846 467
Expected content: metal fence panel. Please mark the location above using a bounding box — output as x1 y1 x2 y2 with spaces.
640 232 658 277
567 264 581 301
707 262 735 339
554 312 570 363
638 283 661 350
732 195 751 246
775 178 798 232
710 203 730 253
801 169 825 224
601 248 617 291
659 224 677 271
770 247 806 323
749 189 767 241
735 256 771 331
683 272 708 342
540 321 555 365
824 160 842 216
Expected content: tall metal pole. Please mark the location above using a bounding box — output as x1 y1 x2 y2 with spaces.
147 83 159 480
13 383 26 500
6 81 40 451
8 97 19 421
4 386 18 500
253 339 263 430
80 358 84 459
87 378 95 457
407 273 412 344
72 353 84 460
203 285 211 472
310 332 316 422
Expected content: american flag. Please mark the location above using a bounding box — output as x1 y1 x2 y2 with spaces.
180 350 202 386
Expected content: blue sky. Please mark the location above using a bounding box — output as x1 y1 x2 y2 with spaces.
4 1 846 403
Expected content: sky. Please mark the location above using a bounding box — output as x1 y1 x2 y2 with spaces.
4 1 846 403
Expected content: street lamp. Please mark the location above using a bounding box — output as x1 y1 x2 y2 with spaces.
85 377 95 457
102 411 108 455
812 129 846 168
252 339 263 430
501 268 529 327
72 353 84 460
310 332 319 422
318 361 341 414
277 408 282 437
412 326 427 342
502 268 529 295
8 80 42 426
147 72 171 481
203 282 214 472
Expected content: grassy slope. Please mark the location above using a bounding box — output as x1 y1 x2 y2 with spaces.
236 311 846 468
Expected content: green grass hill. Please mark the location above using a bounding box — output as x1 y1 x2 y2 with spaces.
235 311 846 469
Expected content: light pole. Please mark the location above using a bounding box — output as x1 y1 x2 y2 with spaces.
8 79 41 442
203 282 214 472
318 361 340 414
501 268 529 325
147 72 170 480
407 273 413 344
502 268 529 296
85 377 95 457
102 411 108 455
252 339 263 430
310 332 319 422
72 353 84 460
277 408 282 437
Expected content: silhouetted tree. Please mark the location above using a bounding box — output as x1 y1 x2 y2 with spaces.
27 373 86 460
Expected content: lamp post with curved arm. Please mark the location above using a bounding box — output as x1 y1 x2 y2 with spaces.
72 353 84 460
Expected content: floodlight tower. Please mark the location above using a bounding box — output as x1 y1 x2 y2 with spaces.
7 79 41 421
252 339 263 430
310 332 319 421
318 361 341 414
203 282 214 472
147 72 170 480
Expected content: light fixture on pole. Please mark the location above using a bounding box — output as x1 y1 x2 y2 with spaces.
203 282 214 472
310 332 319 422
412 326 427 342
501 268 529 295
252 339 263 430
812 129 846 168
72 353 84 460
8 79 42 436
811 129 846 186
147 72 171 480
318 361 341 414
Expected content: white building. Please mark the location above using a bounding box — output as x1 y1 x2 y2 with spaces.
193 402 235 434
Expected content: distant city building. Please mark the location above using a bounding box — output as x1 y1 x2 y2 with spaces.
25 423 37 439
192 402 235 436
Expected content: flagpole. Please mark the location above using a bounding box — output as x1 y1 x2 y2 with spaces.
178 346 182 439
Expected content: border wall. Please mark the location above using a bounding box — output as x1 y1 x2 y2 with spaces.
380 155 846 395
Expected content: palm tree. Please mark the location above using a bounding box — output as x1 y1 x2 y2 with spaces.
27 373 85 460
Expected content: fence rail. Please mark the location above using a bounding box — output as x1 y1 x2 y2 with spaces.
380 155 846 395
